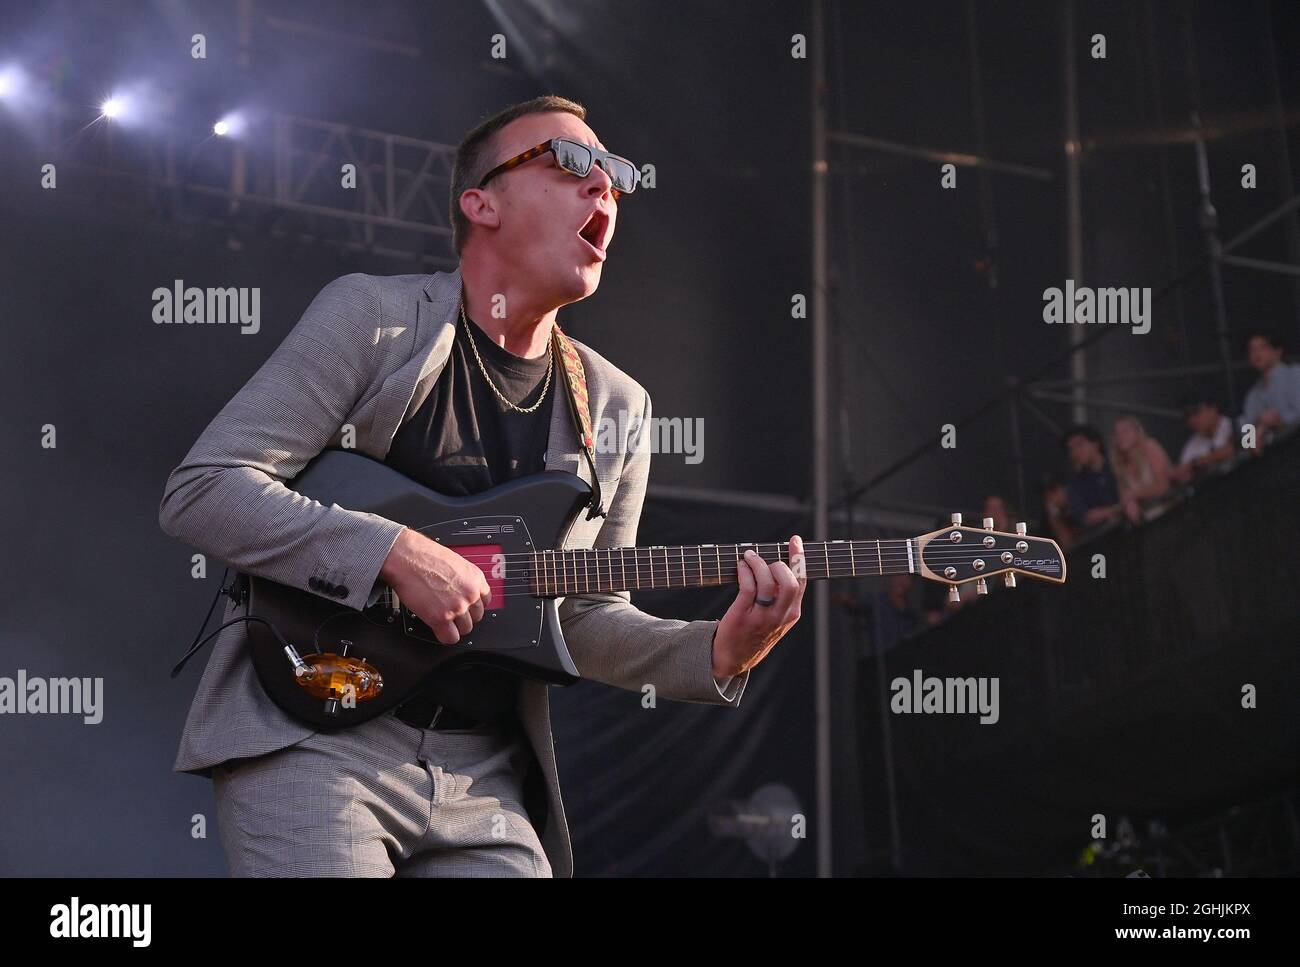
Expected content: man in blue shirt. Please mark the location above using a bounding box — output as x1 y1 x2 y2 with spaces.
1240 329 1300 452
1059 425 1121 545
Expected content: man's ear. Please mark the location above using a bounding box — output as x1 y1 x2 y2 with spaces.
458 187 501 232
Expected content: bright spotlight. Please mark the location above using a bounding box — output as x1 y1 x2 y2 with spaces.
101 96 124 119
213 112 245 138
0 65 23 100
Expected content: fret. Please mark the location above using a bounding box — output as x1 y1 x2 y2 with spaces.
716 545 722 586
849 540 855 576
876 539 883 576
533 551 541 595
583 550 590 593
697 545 704 588
634 546 642 591
680 546 687 588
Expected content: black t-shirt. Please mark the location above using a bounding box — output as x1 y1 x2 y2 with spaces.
383 313 557 724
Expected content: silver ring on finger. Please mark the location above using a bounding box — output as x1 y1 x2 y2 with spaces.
755 596 776 607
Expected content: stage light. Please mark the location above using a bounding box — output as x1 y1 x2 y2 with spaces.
101 96 124 119
0 65 24 100
213 112 246 138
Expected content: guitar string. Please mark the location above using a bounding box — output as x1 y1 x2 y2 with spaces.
372 555 1050 600
440 543 1041 563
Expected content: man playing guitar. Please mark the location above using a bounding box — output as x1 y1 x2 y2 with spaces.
160 95 806 877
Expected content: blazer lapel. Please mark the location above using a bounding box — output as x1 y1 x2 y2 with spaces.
372 264 595 498
372 269 461 459
544 379 590 486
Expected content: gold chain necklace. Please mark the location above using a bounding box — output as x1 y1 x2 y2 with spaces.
460 302 554 414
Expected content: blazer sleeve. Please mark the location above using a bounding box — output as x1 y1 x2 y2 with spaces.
557 390 749 706
157 273 407 613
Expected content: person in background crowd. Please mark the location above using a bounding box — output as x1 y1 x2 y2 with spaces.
1240 329 1300 452
1058 425 1122 544
833 572 920 654
1042 477 1077 551
982 493 1014 533
1170 399 1236 485
872 572 920 654
1110 415 1174 524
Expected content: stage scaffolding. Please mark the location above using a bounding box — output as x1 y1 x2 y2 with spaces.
809 0 1300 876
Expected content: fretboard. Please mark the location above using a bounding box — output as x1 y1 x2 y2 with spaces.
530 539 917 597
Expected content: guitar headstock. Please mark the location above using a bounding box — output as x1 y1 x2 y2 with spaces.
915 513 1066 598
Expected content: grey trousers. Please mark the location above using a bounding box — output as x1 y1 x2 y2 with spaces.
212 709 552 877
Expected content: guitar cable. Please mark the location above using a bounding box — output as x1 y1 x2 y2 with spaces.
169 569 297 678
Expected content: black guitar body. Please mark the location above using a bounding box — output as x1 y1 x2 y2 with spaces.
245 450 587 730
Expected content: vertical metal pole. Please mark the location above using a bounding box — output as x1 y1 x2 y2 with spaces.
1193 118 1237 413
1261 3 1300 340
811 0 833 878
1008 389 1028 522
870 599 903 871
1181 7 1237 415
1064 0 1086 425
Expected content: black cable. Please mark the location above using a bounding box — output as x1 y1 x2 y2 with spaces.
170 614 294 679
170 566 230 671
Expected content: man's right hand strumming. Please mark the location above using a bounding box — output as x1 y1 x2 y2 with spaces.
379 528 492 645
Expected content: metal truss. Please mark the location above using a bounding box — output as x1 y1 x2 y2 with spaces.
5 95 459 269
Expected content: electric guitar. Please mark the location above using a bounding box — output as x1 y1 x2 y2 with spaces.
244 449 1066 729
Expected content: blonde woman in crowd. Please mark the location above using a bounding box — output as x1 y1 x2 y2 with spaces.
1110 415 1174 524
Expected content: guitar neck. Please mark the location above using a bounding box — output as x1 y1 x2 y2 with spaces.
531 539 917 597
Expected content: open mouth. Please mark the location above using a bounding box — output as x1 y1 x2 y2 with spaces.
577 209 610 260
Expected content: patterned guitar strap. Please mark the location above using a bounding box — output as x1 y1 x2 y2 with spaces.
551 323 608 520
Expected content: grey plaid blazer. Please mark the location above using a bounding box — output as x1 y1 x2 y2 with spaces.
159 267 749 878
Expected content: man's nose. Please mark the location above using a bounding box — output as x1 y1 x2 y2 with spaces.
583 161 615 198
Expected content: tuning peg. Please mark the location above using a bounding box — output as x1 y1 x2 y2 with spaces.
951 512 963 526
983 516 994 530
1004 573 1017 589
1015 521 1027 536
976 578 988 595
948 586 961 604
